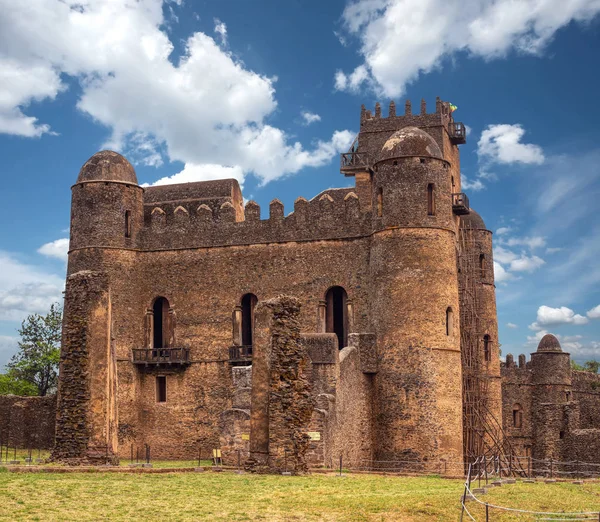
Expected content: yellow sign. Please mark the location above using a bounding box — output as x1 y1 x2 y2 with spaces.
307 432 321 441
241 434 250 441
212 449 222 458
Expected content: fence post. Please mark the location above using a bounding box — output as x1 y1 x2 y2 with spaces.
528 455 531 478
550 458 553 479
339 455 343 477
485 503 489 522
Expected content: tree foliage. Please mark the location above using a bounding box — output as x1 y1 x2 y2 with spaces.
6 303 62 396
571 359 600 373
0 371 38 396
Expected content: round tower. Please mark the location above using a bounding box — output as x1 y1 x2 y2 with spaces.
68 150 144 274
458 210 502 460
368 127 463 466
530 334 572 460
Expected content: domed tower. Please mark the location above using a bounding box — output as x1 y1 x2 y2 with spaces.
459 210 502 460
69 150 144 273
53 151 142 464
530 334 572 460
368 126 463 465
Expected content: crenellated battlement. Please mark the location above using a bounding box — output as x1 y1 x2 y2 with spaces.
138 186 370 250
360 96 453 124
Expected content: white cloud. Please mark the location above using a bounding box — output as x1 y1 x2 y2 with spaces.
587 305 600 319
0 0 350 185
301 111 321 126
460 174 485 191
505 236 546 250
496 227 512 236
545 247 563 254
493 246 518 265
0 252 64 322
506 322 518 329
529 305 589 331
478 124 545 165
38 238 69 262
508 254 545 273
493 261 513 284
336 0 600 97
147 164 245 187
0 335 19 369
214 18 227 46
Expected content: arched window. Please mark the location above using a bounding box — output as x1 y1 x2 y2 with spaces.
325 286 348 350
451 176 456 193
427 184 435 216
125 210 131 238
483 334 491 362
377 187 383 217
512 403 522 428
241 293 258 347
153 297 170 349
479 253 486 278
446 307 454 336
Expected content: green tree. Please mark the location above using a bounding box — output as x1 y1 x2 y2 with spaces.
0 371 38 396
571 360 584 371
6 303 62 396
583 360 600 373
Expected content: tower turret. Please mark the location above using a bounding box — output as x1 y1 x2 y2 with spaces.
69 151 144 272
459 209 502 460
363 110 464 468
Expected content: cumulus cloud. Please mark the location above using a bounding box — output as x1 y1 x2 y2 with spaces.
506 322 518 329
478 124 545 165
529 305 589 331
336 0 600 97
460 174 485 191
505 236 546 250
509 254 545 273
0 0 350 185
496 227 512 236
38 238 69 262
0 252 64 322
493 261 513 284
588 305 600 319
214 18 227 46
301 111 321 126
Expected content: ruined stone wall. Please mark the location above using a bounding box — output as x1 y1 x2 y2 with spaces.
500 363 534 457
571 370 600 428
52 270 118 464
0 395 56 449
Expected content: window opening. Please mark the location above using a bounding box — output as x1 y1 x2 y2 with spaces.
241 293 258 347
156 376 167 403
512 404 522 428
446 307 454 336
325 286 348 350
125 210 131 238
152 297 170 350
427 184 435 216
483 334 491 362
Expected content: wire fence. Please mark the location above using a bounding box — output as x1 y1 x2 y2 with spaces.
460 459 600 521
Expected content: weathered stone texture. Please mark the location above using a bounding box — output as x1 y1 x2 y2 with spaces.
0 395 56 449
49 98 504 471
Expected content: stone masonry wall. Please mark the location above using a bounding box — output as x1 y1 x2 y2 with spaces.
0 395 56 449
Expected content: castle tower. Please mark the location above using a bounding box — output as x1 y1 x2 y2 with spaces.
530 334 572 461
459 210 503 460
343 100 466 466
53 151 143 463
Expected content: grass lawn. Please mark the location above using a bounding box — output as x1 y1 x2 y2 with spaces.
1 470 600 521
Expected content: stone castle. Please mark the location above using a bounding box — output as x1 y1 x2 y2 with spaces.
3 98 599 473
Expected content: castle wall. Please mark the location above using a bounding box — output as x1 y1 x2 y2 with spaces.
0 395 56 450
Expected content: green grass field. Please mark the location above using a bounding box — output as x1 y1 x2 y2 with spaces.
1 470 600 521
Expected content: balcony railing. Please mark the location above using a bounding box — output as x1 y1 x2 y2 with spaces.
452 192 470 215
229 345 252 365
132 347 190 366
449 122 466 144
340 151 370 174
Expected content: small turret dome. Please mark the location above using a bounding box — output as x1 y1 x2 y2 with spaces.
537 334 562 353
460 209 487 230
76 150 138 184
377 127 442 163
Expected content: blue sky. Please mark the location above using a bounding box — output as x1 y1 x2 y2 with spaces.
1 0 600 367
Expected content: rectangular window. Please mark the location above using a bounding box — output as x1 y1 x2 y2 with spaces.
156 375 167 403
125 210 131 238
